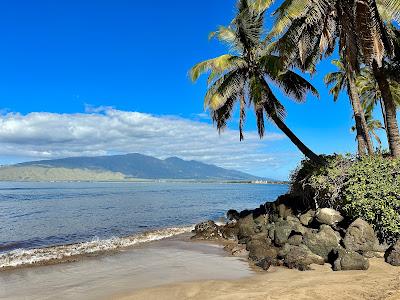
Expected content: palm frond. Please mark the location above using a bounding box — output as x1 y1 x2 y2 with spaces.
269 0 310 38
189 54 244 83
209 26 244 53
377 0 400 23
275 70 319 102
204 69 246 110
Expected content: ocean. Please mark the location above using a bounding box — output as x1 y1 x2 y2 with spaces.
0 181 288 269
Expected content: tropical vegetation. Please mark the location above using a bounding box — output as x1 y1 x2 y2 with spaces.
191 0 400 242
190 0 321 163
290 155 400 244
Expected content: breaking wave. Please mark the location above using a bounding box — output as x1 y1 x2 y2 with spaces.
0 226 193 270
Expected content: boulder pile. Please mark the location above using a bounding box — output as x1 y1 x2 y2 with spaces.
192 195 392 271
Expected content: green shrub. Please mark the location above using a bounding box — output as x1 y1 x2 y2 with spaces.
290 155 400 243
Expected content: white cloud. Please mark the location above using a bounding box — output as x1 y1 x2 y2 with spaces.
0 107 292 174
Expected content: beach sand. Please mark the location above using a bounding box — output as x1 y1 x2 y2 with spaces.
2 234 399 300
119 258 400 300
0 235 253 300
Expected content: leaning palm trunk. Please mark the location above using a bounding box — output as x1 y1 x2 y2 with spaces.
348 77 374 155
373 62 400 157
267 111 322 163
380 99 388 130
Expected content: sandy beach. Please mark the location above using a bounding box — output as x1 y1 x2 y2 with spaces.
120 258 400 300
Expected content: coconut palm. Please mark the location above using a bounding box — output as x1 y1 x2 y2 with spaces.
356 66 400 130
351 112 385 150
324 60 374 156
190 0 321 163
268 0 400 157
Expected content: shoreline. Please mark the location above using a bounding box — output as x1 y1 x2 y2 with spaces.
1 224 399 300
0 234 254 300
118 258 400 300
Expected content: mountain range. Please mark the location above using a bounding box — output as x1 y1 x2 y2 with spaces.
4 153 264 181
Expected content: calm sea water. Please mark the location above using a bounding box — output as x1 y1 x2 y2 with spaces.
0 182 288 255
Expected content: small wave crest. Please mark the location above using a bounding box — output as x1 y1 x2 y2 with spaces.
0 226 193 270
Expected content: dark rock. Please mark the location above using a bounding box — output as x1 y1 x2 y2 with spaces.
283 245 325 271
385 240 400 266
250 232 272 245
332 248 370 271
237 214 255 243
254 214 268 226
274 220 293 246
274 218 307 246
224 244 248 257
343 218 379 252
363 251 384 259
255 257 273 271
266 223 275 241
315 208 344 226
227 209 240 221
220 223 239 240
247 238 278 262
287 234 303 246
299 210 315 226
191 221 221 240
273 194 309 216
277 203 293 219
304 225 341 261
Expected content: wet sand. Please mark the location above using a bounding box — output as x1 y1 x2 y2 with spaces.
0 235 253 300
120 258 400 300
2 235 399 300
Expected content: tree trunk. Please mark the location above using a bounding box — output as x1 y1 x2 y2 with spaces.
372 62 400 157
269 113 323 164
380 99 387 130
348 77 374 155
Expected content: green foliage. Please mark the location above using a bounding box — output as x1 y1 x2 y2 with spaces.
290 155 400 243
344 156 400 243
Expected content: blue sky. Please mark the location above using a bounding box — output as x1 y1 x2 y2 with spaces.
0 0 386 179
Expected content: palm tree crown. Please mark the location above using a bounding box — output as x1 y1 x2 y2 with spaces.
190 0 321 162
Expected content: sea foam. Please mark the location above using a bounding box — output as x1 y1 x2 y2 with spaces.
0 226 193 270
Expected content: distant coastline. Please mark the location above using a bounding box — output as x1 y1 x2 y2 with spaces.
0 153 281 183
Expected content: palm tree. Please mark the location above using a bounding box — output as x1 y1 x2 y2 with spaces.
190 0 322 163
268 0 400 157
356 66 400 131
351 112 385 150
324 60 374 156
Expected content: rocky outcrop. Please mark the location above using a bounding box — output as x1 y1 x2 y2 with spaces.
343 218 379 253
193 195 386 272
303 225 341 261
315 208 344 226
283 245 324 270
220 223 239 240
255 257 274 271
247 236 278 261
299 210 315 226
191 221 221 240
385 240 400 266
237 214 256 243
